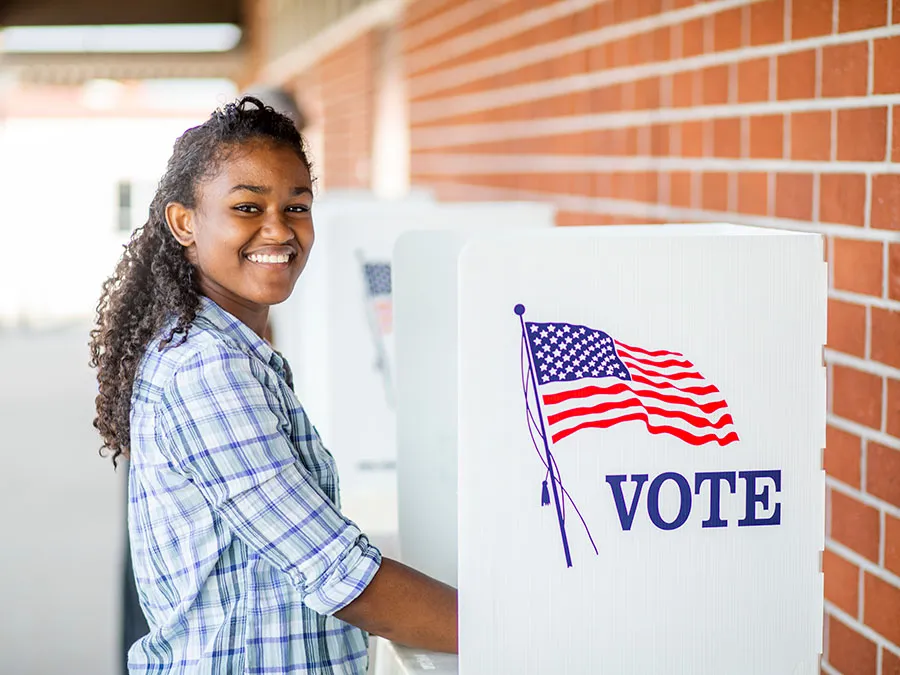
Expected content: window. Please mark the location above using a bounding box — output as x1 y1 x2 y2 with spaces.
116 181 132 232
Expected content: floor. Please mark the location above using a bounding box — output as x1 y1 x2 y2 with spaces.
0 322 121 675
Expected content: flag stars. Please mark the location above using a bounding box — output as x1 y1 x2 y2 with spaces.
526 322 632 384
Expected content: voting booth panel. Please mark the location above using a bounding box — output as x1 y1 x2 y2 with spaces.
395 230 471 589
269 198 554 533
394 224 826 675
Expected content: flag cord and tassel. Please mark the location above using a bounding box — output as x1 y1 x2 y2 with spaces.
517 303 573 568
541 475 551 506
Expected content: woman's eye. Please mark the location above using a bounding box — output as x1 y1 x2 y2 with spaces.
234 204 262 213
286 205 311 214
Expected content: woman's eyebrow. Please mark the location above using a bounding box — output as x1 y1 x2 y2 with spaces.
230 184 268 194
228 184 312 196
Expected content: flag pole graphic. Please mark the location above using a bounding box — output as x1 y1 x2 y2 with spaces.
356 249 395 409
516 304 573 568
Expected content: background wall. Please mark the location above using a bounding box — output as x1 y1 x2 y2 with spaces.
0 84 232 674
278 0 900 672
290 31 379 191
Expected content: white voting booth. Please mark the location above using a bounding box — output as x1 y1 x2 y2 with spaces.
268 194 554 535
390 224 826 674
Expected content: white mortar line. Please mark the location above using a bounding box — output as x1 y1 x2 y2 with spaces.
409 0 765 98
411 151 900 179
859 558 866 619
825 348 900 380
813 173 822 223
407 0 610 75
785 0 793 42
403 0 518 52
410 179 900 243
410 22 900 118
827 414 900 453
867 304 873 360
827 539 900 601
830 103 838 162
411 96 900 149
861 438 869 493
827 474 900 520
828 361 835 418
869 38 876 96
885 240 891 298
829 289 900 313
825 601 900 651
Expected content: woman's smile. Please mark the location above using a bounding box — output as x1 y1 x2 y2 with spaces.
244 245 298 267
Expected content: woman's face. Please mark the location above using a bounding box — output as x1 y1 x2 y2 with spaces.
167 138 314 331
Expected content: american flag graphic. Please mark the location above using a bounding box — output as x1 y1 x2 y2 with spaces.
524 320 739 447
363 262 392 335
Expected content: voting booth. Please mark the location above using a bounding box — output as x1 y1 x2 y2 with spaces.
392 224 826 674
268 194 554 534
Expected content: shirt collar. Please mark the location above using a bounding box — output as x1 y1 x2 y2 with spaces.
194 295 287 375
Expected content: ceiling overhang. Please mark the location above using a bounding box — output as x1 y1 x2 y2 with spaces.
0 0 248 85
0 0 243 26
0 50 246 85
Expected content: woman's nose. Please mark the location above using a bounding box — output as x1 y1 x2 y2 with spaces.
261 211 296 242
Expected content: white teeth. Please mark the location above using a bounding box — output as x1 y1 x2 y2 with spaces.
248 253 290 264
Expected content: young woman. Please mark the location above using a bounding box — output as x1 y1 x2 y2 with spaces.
90 96 457 674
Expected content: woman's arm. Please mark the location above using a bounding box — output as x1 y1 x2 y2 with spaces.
334 557 458 654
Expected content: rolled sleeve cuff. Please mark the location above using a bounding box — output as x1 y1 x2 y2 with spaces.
298 531 382 616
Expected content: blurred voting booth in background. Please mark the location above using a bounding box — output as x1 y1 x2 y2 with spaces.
268 192 554 537
388 224 826 675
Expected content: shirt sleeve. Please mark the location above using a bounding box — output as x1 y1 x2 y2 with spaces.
156 340 381 616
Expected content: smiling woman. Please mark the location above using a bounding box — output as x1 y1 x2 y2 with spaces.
89 96 457 674
163 138 315 336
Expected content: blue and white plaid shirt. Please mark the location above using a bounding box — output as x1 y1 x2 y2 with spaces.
127 296 381 674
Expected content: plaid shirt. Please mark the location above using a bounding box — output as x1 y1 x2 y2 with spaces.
127 296 381 674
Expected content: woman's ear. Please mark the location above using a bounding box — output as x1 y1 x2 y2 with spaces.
165 202 195 248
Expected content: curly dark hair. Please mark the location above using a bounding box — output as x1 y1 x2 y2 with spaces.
89 95 312 466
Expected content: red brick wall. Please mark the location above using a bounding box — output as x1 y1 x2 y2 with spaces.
402 1 900 672
290 30 378 190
